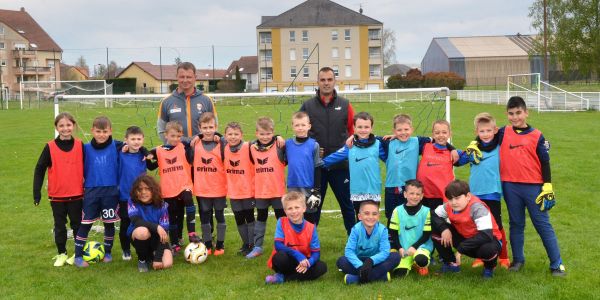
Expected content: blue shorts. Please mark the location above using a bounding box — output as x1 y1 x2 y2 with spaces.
82 186 120 224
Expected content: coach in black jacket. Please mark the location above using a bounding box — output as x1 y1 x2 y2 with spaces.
299 67 355 235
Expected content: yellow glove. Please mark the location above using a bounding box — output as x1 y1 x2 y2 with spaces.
465 141 483 164
535 183 556 211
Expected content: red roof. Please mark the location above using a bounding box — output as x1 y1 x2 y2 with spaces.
0 7 62 51
118 62 227 80
227 56 258 75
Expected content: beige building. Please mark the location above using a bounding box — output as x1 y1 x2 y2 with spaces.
256 0 384 92
0 7 62 99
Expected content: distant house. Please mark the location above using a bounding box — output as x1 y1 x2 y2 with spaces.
60 63 89 81
257 0 384 92
383 64 411 84
0 7 62 99
116 62 227 94
226 56 258 91
421 35 544 86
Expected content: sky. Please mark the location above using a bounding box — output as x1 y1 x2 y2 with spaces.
2 0 536 71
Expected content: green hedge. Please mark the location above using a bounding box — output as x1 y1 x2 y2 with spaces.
106 78 137 94
386 69 465 90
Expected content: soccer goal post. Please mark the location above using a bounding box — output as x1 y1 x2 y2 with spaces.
507 73 589 112
20 80 111 110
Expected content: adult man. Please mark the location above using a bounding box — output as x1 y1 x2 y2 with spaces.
300 67 355 234
157 62 217 143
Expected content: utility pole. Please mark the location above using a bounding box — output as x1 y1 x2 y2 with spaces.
543 0 549 82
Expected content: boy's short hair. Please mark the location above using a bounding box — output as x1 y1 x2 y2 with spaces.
432 119 451 130
199 112 216 125
256 116 274 132
54 112 76 126
125 126 144 137
359 200 380 212
292 111 310 122
404 179 424 191
474 112 496 128
165 121 183 133
353 111 374 126
445 180 470 199
225 122 243 133
393 114 412 127
507 96 527 110
282 191 306 208
177 61 196 75
92 116 111 129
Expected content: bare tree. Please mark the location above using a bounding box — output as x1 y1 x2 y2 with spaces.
382 28 397 68
74 55 90 75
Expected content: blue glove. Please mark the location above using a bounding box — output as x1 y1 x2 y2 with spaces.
535 183 556 211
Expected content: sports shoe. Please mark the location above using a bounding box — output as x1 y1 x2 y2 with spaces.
122 250 132 261
440 263 460 273
137 260 149 273
66 254 75 265
482 267 494 279
74 256 89 268
171 243 182 255
550 264 566 277
386 272 391 282
344 274 359 284
238 244 252 256
471 258 484 268
265 273 285 284
189 233 201 244
498 258 510 269
417 266 429 276
53 253 68 267
207 248 213 256
509 261 524 272
245 246 263 259
103 253 113 263
213 248 225 256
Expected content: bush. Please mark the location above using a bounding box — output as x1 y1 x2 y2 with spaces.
215 79 247 92
423 72 465 90
106 78 137 94
386 68 423 88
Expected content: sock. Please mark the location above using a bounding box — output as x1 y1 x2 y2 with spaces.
201 223 212 245
253 221 266 248
131 238 152 262
236 223 249 245
74 223 92 257
247 221 255 246
500 228 509 259
103 223 115 254
169 224 179 245
217 223 226 244
185 205 197 234
216 240 224 250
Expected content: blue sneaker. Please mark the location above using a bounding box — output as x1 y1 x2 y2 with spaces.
440 263 460 273
265 273 285 284
245 246 263 259
344 274 359 284
482 267 494 279
103 253 113 263
74 256 89 268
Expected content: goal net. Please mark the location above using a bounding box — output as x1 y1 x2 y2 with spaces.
19 80 112 109
507 73 589 112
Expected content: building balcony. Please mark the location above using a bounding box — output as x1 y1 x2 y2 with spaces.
13 66 53 75
12 50 37 58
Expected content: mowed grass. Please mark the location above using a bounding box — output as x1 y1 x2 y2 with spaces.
1 100 599 299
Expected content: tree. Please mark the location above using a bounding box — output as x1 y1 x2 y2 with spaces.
74 55 90 76
529 0 600 80
235 65 244 91
382 28 397 68
94 61 120 79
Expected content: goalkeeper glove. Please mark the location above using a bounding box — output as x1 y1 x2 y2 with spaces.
535 183 556 211
359 258 374 283
307 189 321 210
465 141 483 164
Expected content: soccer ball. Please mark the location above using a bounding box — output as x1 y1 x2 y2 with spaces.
83 241 105 263
184 242 208 264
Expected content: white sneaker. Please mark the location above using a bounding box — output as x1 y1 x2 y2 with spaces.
122 251 132 261
53 253 68 267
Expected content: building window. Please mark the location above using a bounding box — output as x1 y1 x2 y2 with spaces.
303 67 309 78
0 42 5 49
289 30 295 42
345 65 352 77
47 60 55 68
290 49 296 61
0 60 6 67
259 32 272 43
331 47 339 59
302 30 309 42
344 47 351 59
331 30 338 41
261 49 272 61
369 64 382 77
368 29 381 40
0 25 4 35
303 48 309 60
369 47 381 58
290 66 297 78
261 67 273 80
332 65 339 77
345 29 351 41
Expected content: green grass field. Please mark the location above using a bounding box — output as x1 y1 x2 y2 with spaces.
1 100 599 299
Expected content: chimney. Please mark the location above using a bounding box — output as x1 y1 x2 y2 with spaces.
20 7 25 12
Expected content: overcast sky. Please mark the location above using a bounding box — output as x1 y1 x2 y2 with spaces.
3 0 535 70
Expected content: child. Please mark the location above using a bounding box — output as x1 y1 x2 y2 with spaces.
72 116 123 267
223 122 256 256
148 121 200 254
193 112 227 255
382 114 431 222
128 175 172 272
464 113 510 269
323 112 386 217
487 96 563 275
416 119 464 210
33 112 84 266
431 180 502 279
388 179 433 277
246 117 287 259
265 191 327 284
117 126 155 261
285 111 323 224
336 200 400 284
